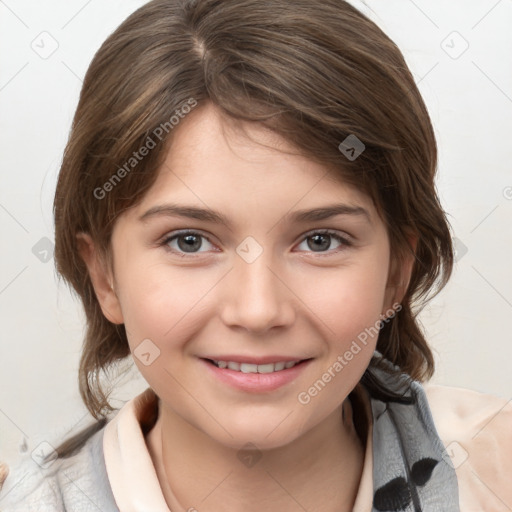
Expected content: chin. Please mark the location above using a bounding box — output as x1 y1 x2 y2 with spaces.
205 416 305 453
223 431 299 453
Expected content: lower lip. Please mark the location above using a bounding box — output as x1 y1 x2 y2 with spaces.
200 358 312 393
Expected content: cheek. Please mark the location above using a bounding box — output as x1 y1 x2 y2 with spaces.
292 261 389 428
296 256 389 340
116 261 221 348
116 264 215 395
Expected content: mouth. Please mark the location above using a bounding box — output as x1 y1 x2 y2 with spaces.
203 358 311 373
200 357 314 393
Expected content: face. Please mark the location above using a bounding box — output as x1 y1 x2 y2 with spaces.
81 102 409 451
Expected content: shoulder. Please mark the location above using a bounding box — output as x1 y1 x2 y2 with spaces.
423 382 512 441
423 382 512 511
0 454 64 512
0 426 118 512
424 382 509 418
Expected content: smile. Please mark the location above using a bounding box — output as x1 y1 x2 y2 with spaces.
210 360 301 373
201 357 313 393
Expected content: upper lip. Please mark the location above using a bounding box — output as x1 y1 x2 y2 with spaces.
201 355 311 365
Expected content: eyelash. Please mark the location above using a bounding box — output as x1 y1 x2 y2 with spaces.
158 229 353 257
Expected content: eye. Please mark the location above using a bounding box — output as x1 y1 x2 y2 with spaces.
160 230 216 255
159 229 352 257
295 230 352 254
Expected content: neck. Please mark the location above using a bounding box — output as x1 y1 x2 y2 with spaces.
146 394 366 512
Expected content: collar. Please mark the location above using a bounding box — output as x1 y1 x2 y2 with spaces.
103 385 374 511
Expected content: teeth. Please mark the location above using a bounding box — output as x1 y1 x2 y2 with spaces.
213 360 301 373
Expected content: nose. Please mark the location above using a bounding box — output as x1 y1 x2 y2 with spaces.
219 252 296 334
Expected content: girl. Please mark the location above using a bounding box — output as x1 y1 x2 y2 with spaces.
1 0 510 510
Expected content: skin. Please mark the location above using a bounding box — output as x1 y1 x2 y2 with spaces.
78 102 415 512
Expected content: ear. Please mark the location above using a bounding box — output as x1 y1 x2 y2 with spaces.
382 231 418 315
76 232 124 325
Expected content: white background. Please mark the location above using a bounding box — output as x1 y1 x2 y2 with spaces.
0 0 511 467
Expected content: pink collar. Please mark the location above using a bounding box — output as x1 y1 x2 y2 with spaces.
103 386 373 511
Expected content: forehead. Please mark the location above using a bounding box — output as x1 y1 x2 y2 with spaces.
130 102 378 226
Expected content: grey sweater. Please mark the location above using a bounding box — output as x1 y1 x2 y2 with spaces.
0 426 119 511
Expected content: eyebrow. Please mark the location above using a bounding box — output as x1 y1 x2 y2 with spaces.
138 202 371 227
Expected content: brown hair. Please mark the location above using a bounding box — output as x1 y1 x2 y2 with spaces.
52 0 453 458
